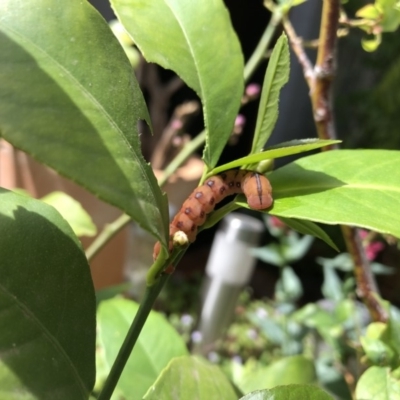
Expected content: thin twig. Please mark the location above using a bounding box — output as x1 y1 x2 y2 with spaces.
151 101 200 169
284 0 387 322
312 0 386 321
283 17 315 88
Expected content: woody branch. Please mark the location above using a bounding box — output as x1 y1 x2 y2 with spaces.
283 0 387 322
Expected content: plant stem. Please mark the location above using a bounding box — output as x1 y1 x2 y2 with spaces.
285 0 387 323
314 0 386 322
244 8 283 82
86 214 131 261
97 274 170 400
310 0 340 151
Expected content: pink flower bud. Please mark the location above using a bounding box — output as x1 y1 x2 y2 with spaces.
245 83 261 98
235 114 246 128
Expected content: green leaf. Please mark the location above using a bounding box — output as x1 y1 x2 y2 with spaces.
275 266 303 302
377 0 400 31
356 366 400 400
321 265 344 301
143 356 237 400
0 0 169 246
356 4 381 19
238 150 400 239
278 217 339 251
233 355 316 394
210 139 341 174
251 244 285 267
111 0 244 169
360 336 396 366
96 298 188 399
362 34 382 52
282 232 314 262
251 33 290 154
240 384 334 400
0 188 95 399
41 191 97 237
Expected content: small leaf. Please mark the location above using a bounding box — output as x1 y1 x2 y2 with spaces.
144 356 237 400
251 244 285 267
250 34 290 154
377 0 400 31
240 384 334 400
356 366 400 399
356 4 381 19
360 336 396 366
111 0 244 169
41 191 97 237
278 217 339 251
0 188 96 398
96 298 188 399
210 139 341 174
276 266 303 302
362 34 382 52
282 233 314 262
233 356 316 395
321 265 344 301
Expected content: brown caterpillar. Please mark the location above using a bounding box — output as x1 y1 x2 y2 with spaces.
153 169 273 261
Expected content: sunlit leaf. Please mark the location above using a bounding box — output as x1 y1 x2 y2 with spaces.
356 366 400 399
237 150 400 239
250 33 290 154
144 356 237 400
111 0 244 169
96 298 188 399
41 191 97 237
210 139 340 174
240 384 334 400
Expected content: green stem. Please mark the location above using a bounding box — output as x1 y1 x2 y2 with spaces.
244 7 283 82
200 201 241 231
86 214 131 261
97 273 170 400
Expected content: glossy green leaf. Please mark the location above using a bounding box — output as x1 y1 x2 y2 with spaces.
278 217 339 251
356 366 400 400
96 298 188 399
251 34 290 154
111 0 244 169
233 355 316 394
0 0 169 246
0 188 95 399
240 384 334 400
210 139 340 174
144 356 237 400
237 150 400 238
41 191 97 237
